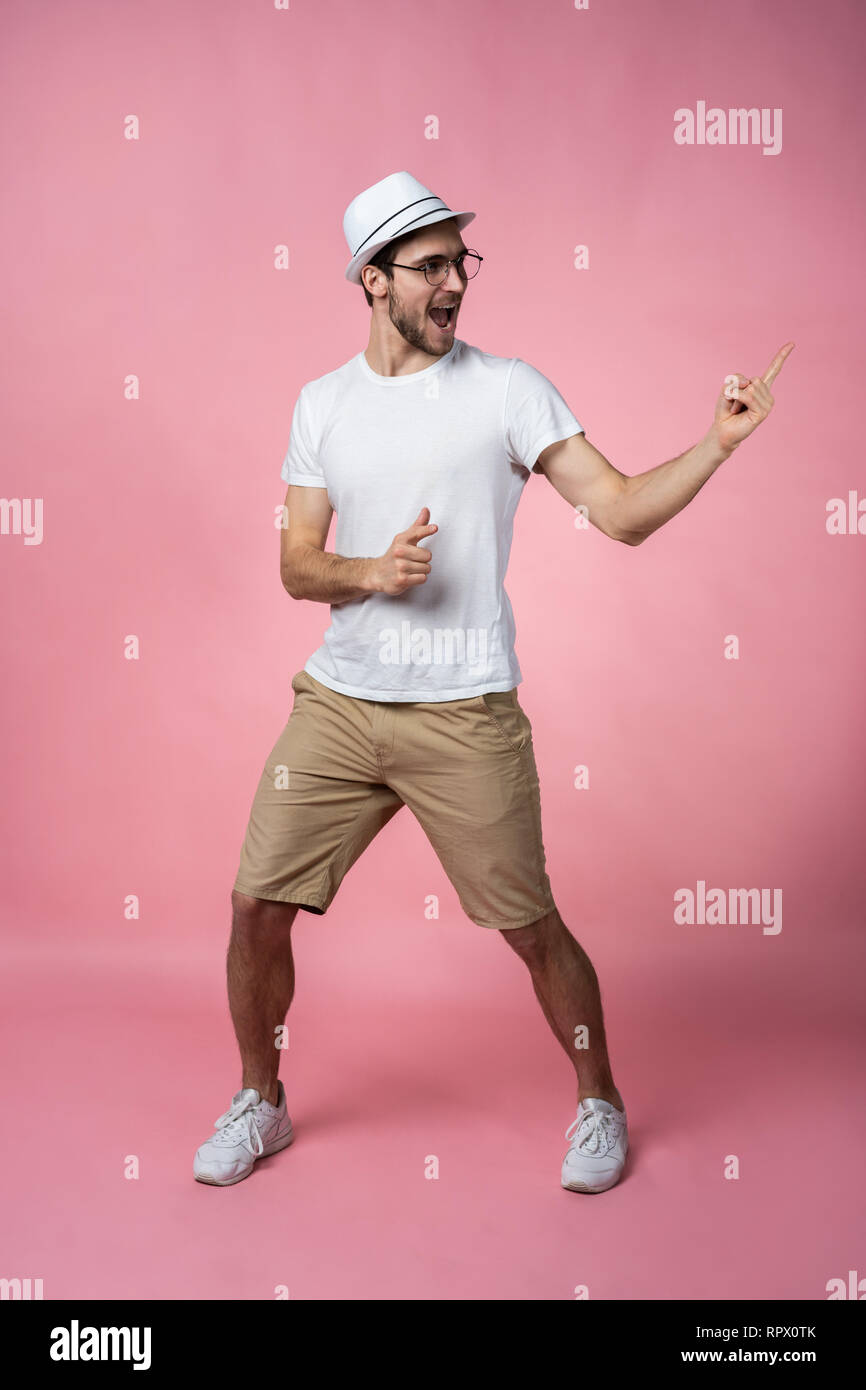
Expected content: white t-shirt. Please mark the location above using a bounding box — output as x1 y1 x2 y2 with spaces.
281 337 584 701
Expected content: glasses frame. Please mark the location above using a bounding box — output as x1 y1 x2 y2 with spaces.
383 248 484 286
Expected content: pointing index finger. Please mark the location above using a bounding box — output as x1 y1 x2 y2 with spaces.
761 341 795 386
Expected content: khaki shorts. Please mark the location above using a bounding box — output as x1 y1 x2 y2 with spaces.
233 668 556 930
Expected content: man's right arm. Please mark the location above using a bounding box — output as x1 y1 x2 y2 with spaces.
280 486 437 604
281 485 379 603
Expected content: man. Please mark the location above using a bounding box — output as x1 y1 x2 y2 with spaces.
194 171 792 1193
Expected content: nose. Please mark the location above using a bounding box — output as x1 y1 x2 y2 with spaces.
439 261 465 295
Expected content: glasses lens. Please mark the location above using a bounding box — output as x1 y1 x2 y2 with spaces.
423 253 482 284
424 258 449 285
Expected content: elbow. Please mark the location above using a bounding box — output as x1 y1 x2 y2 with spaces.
609 483 646 545
605 503 645 546
281 567 302 599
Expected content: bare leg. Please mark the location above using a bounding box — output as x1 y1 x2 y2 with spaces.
227 889 299 1107
501 907 624 1111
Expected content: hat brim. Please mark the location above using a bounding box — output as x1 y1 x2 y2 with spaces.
345 209 476 285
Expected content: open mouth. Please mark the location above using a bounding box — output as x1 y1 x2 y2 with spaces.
428 302 457 332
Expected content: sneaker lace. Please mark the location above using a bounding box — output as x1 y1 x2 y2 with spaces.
212 1093 265 1156
565 1108 619 1157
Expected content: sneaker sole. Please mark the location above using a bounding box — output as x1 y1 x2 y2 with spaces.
194 1126 295 1187
561 1173 621 1194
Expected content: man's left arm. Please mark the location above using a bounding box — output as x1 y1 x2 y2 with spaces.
535 342 795 545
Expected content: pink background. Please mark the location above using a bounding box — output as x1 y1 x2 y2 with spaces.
2 0 864 1300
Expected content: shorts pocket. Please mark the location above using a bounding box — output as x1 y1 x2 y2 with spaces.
478 690 531 754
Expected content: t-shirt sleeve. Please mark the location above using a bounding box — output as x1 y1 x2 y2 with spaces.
504 358 584 475
280 384 328 487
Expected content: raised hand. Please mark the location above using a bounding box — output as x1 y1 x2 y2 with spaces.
711 342 794 453
372 507 438 596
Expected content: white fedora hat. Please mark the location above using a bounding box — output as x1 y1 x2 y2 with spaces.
343 170 475 285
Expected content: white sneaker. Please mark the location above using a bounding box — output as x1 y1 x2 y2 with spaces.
193 1081 294 1186
561 1097 628 1193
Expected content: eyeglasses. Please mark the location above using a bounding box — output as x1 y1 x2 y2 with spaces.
384 249 483 286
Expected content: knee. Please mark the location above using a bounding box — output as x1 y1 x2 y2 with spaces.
230 889 295 932
499 907 563 961
231 887 259 922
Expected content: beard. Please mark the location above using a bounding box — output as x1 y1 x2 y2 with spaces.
386 282 451 356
